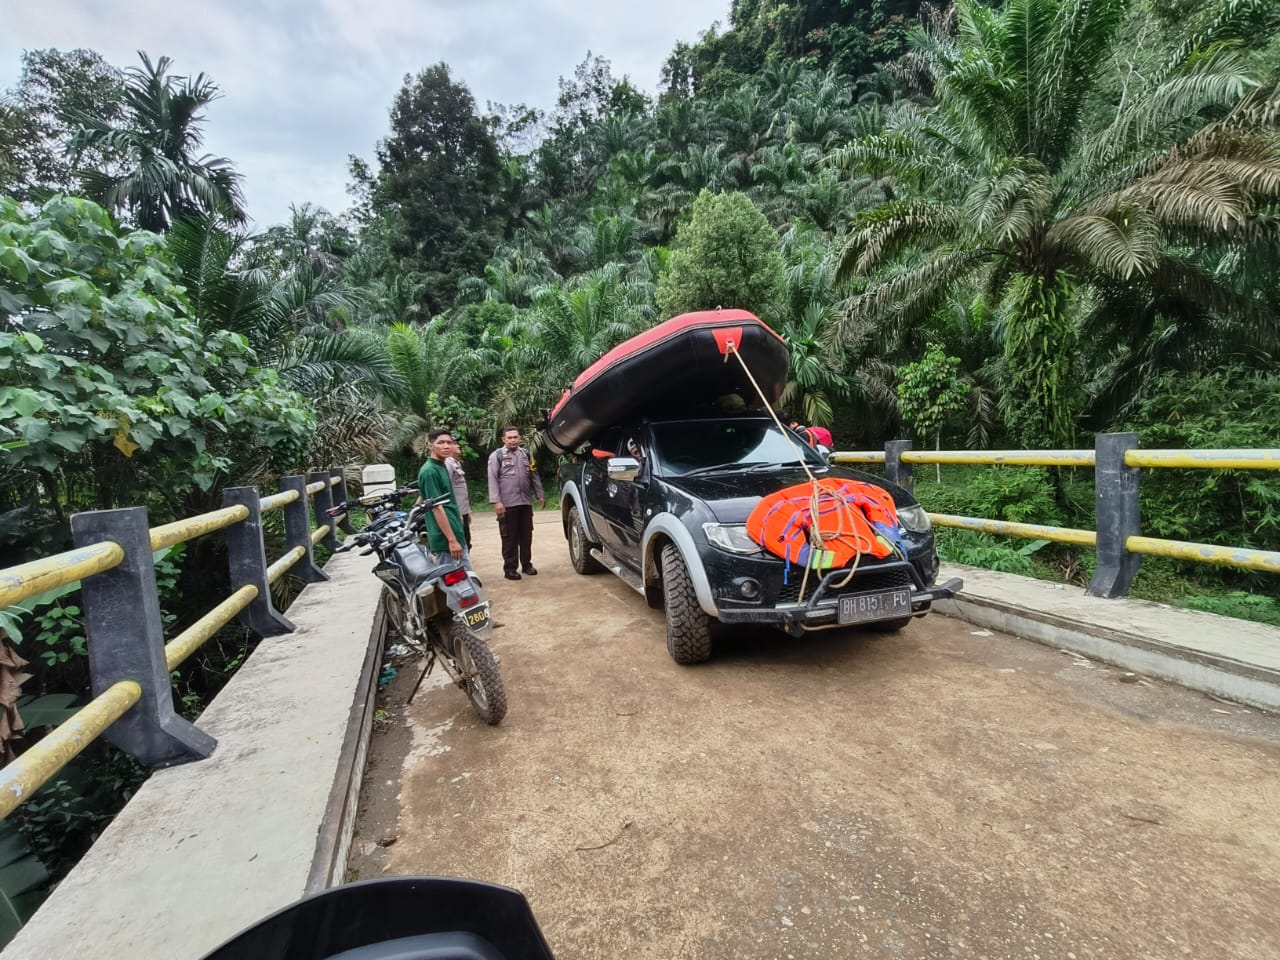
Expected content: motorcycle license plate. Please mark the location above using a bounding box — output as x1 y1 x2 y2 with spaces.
463 604 491 630
837 588 912 624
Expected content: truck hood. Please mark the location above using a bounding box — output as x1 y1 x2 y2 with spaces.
663 466 913 523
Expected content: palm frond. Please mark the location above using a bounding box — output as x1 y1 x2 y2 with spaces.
835 202 967 282
1048 206 1161 280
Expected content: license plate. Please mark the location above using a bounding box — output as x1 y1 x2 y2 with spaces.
463 604 490 630
837 589 912 624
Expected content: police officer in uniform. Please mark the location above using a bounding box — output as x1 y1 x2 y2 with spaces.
487 427 545 580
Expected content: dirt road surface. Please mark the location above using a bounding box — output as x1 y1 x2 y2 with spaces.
351 513 1280 959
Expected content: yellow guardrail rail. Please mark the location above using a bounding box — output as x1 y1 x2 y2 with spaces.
929 514 1098 548
0 468 348 820
164 585 260 672
830 451 886 464
150 506 251 552
0 542 126 609
0 680 142 819
267 547 306 585
903 450 1097 467
259 490 300 514
1125 537 1280 573
842 436 1280 587
1124 449 1280 470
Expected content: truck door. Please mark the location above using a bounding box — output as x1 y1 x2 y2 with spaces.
582 427 624 553
599 430 648 566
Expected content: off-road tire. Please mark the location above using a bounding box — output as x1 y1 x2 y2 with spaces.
567 505 604 575
660 543 712 664
447 621 507 724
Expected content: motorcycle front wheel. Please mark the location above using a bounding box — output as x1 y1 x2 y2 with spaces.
446 621 507 725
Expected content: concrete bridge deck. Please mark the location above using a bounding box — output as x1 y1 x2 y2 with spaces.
5 512 1280 959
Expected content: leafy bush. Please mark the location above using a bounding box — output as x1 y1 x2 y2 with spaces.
1122 369 1280 549
1180 591 1280 627
0 195 316 518
937 530 1050 575
918 465 1066 527
655 190 785 322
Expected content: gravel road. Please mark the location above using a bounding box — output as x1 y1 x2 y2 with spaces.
351 513 1280 960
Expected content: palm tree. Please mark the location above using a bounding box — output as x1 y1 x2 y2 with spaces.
167 216 396 399
69 52 245 231
517 263 656 395
833 0 1280 445
457 249 554 308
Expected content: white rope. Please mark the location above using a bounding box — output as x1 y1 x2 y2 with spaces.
722 341 866 602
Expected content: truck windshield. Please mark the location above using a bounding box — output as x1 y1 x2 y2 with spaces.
650 419 826 477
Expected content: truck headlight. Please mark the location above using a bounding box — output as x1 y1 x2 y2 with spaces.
897 505 932 533
702 523 763 555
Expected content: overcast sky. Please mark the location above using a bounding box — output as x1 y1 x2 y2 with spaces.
3 0 730 227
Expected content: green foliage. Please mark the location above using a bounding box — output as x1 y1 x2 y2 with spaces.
655 190 785 320
68 52 245 230
895 343 971 445
937 530 1051 575
921 466 1067 527
835 0 1280 447
0 49 125 201
1180 591 1280 626
0 819 50 948
374 64 504 314
1122 368 1280 548
0 196 315 507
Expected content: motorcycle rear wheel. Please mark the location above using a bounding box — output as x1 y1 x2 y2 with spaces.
382 587 424 652
446 621 507 725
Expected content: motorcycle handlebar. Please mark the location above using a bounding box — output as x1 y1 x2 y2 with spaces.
326 485 419 518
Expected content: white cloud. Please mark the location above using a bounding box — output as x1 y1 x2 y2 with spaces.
3 0 730 226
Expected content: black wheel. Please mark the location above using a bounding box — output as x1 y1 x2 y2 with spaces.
447 622 507 724
660 543 712 664
567 505 604 575
382 587 416 649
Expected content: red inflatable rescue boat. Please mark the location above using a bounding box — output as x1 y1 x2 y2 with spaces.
542 309 789 455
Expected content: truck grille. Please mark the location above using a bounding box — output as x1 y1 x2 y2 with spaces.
776 565 913 604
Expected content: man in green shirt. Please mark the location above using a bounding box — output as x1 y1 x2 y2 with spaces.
417 428 471 569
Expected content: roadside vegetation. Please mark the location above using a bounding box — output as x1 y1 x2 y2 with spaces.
2 0 1279 937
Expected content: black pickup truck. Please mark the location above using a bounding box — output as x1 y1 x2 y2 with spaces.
556 414 962 664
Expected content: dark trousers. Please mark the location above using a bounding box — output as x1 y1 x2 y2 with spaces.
497 504 533 574
461 512 472 548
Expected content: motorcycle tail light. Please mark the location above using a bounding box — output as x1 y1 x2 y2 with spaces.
459 595 479 608
442 568 468 586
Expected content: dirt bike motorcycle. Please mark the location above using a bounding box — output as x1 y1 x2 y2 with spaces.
329 486 507 725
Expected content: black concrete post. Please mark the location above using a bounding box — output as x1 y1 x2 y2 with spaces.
331 468 354 533
72 508 216 766
280 475 328 584
308 470 340 551
885 439 913 489
223 486 294 635
1088 432 1142 598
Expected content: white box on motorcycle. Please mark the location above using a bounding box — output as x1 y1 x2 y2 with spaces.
361 463 397 496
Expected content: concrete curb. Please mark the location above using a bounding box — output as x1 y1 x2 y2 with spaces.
935 567 1280 713
305 596 386 892
1 550 385 960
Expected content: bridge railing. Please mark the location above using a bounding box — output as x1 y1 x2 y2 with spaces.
831 431 1280 598
0 469 355 819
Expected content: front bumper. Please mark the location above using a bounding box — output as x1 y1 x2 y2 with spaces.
713 558 963 633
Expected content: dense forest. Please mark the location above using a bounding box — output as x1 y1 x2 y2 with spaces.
1 0 1280 930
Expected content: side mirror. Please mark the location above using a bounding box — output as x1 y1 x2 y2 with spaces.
607 457 641 482
816 444 832 463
